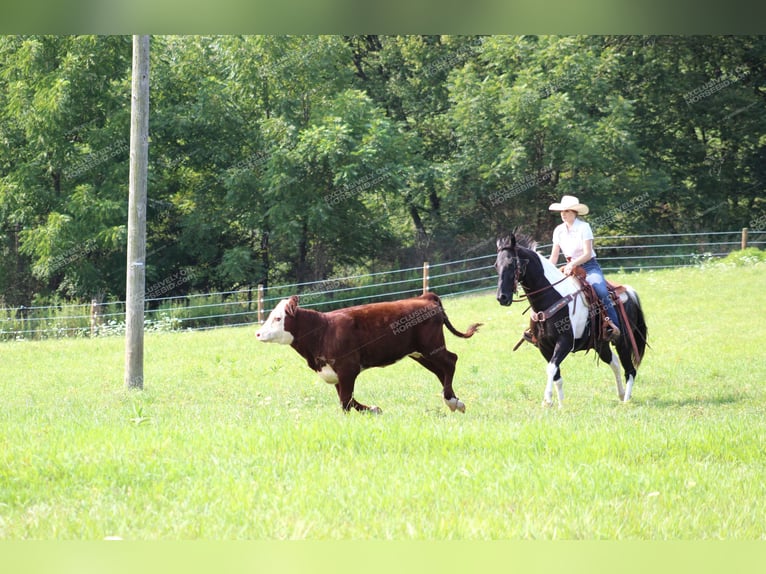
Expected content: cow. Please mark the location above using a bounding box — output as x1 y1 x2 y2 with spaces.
255 292 481 414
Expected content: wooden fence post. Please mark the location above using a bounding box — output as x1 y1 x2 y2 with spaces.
257 284 264 324
422 262 429 294
124 35 150 390
741 227 749 250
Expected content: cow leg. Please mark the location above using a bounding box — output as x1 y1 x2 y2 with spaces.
411 349 465 413
333 368 381 414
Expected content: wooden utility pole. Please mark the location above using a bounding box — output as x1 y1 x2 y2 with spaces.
125 35 150 390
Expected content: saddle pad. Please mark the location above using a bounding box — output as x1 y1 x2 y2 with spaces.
607 280 629 303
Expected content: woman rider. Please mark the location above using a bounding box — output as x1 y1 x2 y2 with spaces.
547 195 621 342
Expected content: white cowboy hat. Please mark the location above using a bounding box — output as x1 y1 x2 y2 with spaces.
548 195 589 215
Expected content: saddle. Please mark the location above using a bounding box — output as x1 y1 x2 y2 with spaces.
569 266 627 344
515 265 630 351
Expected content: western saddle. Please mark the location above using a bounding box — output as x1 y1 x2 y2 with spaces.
515 266 629 351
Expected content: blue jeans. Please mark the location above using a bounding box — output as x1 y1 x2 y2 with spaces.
581 259 620 329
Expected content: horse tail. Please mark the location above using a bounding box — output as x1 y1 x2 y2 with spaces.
626 288 648 366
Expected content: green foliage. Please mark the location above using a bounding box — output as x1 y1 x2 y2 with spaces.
715 247 766 266
1 35 764 307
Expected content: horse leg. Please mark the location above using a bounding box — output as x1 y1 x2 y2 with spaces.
614 339 637 402
546 362 564 407
540 342 569 408
597 343 624 401
538 345 555 407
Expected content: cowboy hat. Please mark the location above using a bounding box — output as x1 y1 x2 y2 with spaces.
548 195 589 215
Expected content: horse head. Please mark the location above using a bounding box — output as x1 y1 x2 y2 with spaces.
495 235 521 306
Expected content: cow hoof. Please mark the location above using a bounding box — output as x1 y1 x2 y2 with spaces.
445 398 466 413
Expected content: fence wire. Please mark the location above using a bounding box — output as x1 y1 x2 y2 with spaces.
2 229 763 341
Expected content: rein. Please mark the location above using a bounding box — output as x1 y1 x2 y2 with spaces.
500 247 569 303
515 274 569 301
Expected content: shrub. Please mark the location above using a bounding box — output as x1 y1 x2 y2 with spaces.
716 247 766 267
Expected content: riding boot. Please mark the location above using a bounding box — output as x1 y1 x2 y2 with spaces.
513 326 539 351
604 317 621 342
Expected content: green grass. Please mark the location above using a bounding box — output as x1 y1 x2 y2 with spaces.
1 263 765 539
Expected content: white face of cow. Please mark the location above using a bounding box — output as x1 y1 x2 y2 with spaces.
255 298 295 345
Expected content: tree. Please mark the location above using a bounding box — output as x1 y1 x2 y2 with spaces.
1 35 764 308
345 35 486 260
0 35 132 304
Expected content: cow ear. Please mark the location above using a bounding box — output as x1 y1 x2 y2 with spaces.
286 295 299 316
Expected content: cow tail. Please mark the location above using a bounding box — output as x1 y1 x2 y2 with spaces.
441 305 482 339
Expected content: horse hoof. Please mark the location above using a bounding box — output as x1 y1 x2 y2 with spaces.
445 398 466 413
368 406 382 415
542 399 553 408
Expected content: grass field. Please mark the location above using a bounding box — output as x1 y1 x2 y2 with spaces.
2 261 765 539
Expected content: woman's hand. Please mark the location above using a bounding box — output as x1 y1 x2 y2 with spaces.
563 263 575 276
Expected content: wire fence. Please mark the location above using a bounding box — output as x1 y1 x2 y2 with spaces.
2 229 763 341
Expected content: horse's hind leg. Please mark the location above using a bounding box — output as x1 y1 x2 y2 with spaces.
614 341 637 402
598 343 624 401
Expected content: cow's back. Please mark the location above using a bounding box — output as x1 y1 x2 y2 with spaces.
327 295 444 367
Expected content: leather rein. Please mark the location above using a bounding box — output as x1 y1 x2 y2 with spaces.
500 246 571 304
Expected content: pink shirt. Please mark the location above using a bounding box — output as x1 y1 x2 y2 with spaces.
552 217 596 260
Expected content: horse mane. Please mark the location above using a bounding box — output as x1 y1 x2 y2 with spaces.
497 230 538 252
514 232 538 251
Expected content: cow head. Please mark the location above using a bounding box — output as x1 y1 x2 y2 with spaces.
256 296 298 344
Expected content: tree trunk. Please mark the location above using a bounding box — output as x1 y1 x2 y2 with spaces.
259 229 270 289
296 221 309 284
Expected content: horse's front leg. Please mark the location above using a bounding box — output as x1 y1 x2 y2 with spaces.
543 338 572 408
540 341 569 408
544 362 561 407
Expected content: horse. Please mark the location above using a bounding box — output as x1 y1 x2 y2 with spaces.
494 233 648 407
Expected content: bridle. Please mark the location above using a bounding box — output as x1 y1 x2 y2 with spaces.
497 245 569 303
497 245 525 303
495 245 517 291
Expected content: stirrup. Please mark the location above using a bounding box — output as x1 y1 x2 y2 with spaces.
523 328 539 346
523 329 536 344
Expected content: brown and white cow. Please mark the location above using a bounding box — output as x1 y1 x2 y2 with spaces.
255 292 481 414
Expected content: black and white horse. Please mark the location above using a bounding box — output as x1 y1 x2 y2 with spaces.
494 233 647 406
